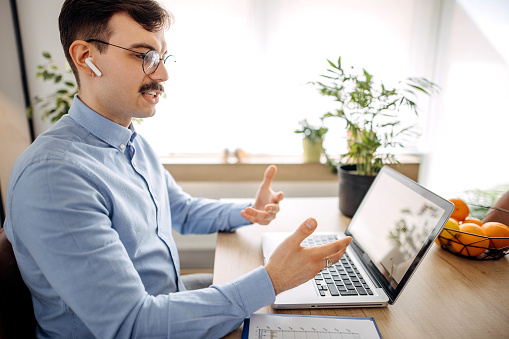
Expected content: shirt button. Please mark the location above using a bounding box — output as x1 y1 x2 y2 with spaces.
120 144 126 150
132 162 137 167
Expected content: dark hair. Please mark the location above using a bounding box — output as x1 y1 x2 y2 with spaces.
59 0 173 85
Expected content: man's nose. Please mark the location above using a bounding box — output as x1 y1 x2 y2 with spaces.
149 60 169 82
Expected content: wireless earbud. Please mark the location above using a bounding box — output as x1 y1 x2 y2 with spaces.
85 57 102 77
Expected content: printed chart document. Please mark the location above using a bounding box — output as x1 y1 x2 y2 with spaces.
242 313 381 339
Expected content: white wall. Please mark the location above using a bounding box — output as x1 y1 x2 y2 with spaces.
0 0 66 139
0 0 26 118
16 0 66 136
0 0 64 212
0 1 31 213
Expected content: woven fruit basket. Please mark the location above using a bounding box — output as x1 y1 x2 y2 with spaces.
436 206 509 260
437 228 509 260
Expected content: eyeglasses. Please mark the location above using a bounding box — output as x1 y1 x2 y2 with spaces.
86 39 175 75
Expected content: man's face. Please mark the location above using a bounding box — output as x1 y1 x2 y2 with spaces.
84 12 169 127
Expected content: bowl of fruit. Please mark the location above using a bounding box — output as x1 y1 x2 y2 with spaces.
435 198 509 260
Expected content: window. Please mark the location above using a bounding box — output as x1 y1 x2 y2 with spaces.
419 0 509 197
136 0 424 157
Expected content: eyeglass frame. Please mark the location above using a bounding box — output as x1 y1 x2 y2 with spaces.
86 39 175 75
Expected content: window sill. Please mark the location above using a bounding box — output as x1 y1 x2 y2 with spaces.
162 154 421 182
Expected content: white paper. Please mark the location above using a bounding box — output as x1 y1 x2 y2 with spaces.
247 313 381 339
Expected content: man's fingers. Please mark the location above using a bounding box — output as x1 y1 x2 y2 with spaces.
260 165 277 189
315 237 352 261
273 191 284 204
264 221 352 295
265 204 279 214
329 246 348 265
287 218 318 246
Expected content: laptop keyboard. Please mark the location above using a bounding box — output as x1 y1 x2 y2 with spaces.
302 235 374 297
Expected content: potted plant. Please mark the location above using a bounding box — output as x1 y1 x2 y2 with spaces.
294 119 328 163
313 57 439 217
27 52 77 122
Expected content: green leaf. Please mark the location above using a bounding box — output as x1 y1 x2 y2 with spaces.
407 84 427 93
327 59 338 70
42 51 52 59
320 75 336 80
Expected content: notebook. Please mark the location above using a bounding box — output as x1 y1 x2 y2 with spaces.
262 166 454 309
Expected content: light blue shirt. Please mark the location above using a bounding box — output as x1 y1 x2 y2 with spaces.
4 96 275 338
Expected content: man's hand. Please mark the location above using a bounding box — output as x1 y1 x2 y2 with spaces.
264 218 352 295
241 165 284 225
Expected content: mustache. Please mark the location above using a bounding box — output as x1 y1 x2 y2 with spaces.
139 82 164 93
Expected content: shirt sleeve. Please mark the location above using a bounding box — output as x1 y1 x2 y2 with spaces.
163 169 252 235
7 160 274 338
167 266 275 337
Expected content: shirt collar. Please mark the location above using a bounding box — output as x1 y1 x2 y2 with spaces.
68 95 136 151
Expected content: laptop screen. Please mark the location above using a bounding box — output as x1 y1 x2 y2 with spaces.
346 166 454 304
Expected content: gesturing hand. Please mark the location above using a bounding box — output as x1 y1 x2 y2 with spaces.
241 165 284 225
265 218 352 295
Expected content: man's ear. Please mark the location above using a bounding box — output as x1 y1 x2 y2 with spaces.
69 40 93 77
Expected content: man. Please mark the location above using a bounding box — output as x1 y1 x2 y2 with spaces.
4 0 352 337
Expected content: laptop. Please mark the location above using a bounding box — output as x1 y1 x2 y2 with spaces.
262 166 454 309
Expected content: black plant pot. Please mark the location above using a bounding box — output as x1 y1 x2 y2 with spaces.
338 164 376 218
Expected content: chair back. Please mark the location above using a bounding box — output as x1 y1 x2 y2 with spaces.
0 227 36 338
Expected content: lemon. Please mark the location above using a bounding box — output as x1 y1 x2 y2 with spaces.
435 218 460 246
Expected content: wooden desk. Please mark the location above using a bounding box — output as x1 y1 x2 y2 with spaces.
213 197 509 338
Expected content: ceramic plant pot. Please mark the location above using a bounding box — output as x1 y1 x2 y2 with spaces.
302 137 323 163
338 164 376 217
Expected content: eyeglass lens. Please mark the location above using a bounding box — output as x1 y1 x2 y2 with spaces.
143 51 176 75
144 51 161 75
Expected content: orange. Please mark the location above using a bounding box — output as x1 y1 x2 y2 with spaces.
481 222 509 250
450 223 489 257
449 199 470 222
462 217 483 227
435 218 460 246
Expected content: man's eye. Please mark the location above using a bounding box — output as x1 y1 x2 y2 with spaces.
135 54 144 60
